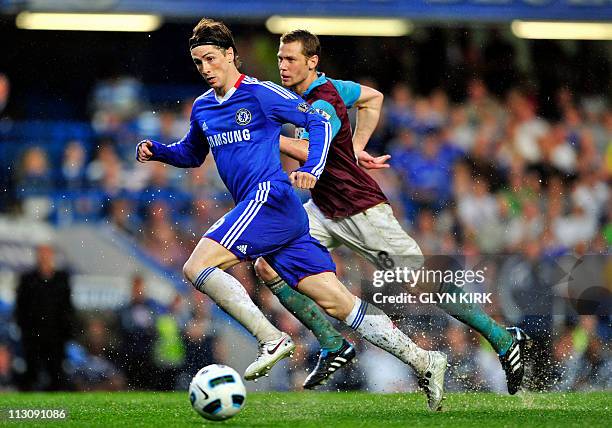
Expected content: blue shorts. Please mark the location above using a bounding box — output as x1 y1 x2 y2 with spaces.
204 180 336 287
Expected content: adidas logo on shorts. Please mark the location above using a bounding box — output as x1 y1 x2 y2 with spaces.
236 244 248 254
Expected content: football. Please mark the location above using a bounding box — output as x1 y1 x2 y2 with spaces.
188 364 247 421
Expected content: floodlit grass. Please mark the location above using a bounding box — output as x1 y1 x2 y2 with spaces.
0 391 610 427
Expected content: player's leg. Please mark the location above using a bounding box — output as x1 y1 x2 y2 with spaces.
183 192 296 381
255 256 355 389
266 236 447 411
294 270 434 371
297 272 447 411
199 181 357 380
183 236 283 345
330 203 528 393
344 203 515 354
254 257 345 351
254 199 353 388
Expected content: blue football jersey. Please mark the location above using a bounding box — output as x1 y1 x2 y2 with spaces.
145 74 332 203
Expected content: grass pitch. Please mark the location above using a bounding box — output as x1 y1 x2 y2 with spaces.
0 391 609 427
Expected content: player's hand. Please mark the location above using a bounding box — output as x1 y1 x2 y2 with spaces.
290 171 317 189
137 140 154 163
357 150 391 170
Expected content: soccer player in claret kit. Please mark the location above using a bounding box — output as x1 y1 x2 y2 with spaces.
254 29 531 394
137 18 447 411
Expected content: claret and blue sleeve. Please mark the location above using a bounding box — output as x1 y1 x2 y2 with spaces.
297 76 361 143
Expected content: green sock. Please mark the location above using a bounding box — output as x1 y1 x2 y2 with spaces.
437 281 513 355
266 277 344 352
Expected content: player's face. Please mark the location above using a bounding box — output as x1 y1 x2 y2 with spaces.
277 41 316 90
191 45 233 90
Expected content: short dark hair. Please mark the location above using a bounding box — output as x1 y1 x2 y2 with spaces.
280 29 321 60
190 18 241 68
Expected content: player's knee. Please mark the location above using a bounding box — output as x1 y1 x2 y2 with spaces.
183 257 205 284
321 301 352 320
182 260 196 283
318 294 354 320
254 258 277 283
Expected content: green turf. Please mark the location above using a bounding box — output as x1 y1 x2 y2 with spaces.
0 391 610 427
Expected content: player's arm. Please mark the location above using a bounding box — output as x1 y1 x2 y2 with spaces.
261 86 332 189
278 100 388 169
331 79 389 169
352 85 383 153
136 119 209 168
292 107 331 189
279 135 308 163
279 99 338 181
353 85 390 169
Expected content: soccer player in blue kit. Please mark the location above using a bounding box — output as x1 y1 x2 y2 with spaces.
137 18 446 410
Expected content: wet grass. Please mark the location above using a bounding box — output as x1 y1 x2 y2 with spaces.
0 391 609 427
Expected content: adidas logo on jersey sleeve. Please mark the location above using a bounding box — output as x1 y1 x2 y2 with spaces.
236 244 248 254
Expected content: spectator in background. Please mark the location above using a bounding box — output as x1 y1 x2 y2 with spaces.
506 200 544 251
117 274 162 390
464 133 505 191
392 130 459 220
553 204 598 248
428 89 450 129
507 88 549 165
457 179 499 234
571 171 609 222
59 140 88 191
448 105 476 152
85 142 127 217
108 197 140 236
541 123 577 176
71 318 126 391
15 244 75 390
17 147 54 217
158 109 185 143
386 82 414 133
0 296 12 344
413 209 443 254
141 200 189 271
139 162 190 212
465 78 501 126
411 97 442 135
152 294 187 390
91 75 144 134
86 143 121 188
554 317 612 391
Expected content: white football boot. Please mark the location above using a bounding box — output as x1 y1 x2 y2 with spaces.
417 351 448 411
244 332 295 380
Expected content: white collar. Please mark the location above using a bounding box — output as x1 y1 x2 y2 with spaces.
214 86 237 104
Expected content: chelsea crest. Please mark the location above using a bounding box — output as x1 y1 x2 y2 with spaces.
235 108 252 125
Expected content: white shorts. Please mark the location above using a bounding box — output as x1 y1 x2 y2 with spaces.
303 200 424 270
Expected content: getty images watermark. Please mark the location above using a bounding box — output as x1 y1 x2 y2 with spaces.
371 265 491 305
361 254 610 317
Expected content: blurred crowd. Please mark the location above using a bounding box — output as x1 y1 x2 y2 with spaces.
0 29 610 393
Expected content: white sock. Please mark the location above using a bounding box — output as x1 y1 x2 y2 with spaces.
345 297 430 374
192 267 281 343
